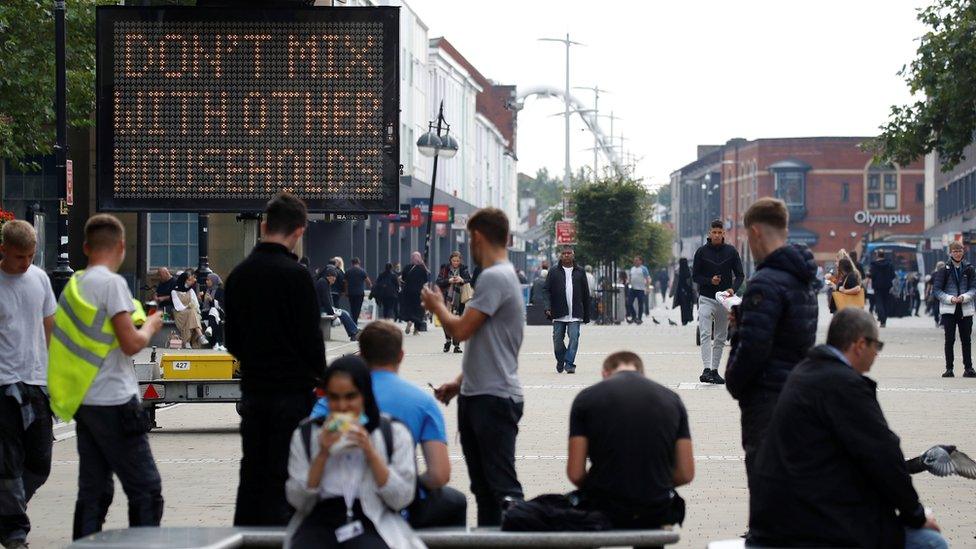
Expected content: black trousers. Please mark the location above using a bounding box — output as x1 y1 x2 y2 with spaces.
458 394 524 527
291 498 387 549
942 313 973 371
739 390 778 489
407 486 467 528
73 398 163 540
875 291 890 324
442 303 465 346
380 298 397 319
348 295 365 327
234 389 315 526
0 385 52 543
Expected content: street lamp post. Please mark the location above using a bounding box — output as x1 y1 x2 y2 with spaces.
50 0 73 296
539 34 584 192
417 101 458 268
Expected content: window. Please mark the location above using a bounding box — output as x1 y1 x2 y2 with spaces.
149 213 198 269
774 171 805 207
841 182 849 203
916 182 924 203
866 163 898 211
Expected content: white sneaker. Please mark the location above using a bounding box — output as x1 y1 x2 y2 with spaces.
198 336 210 346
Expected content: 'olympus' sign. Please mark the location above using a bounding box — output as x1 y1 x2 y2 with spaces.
853 210 912 226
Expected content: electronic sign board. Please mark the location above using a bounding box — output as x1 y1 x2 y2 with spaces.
96 6 399 213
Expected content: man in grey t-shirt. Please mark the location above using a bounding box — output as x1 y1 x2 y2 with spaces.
423 208 525 526
0 221 56 548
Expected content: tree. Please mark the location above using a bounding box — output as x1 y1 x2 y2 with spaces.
650 184 671 208
631 220 672 269
873 0 976 170
517 168 564 212
0 0 104 170
572 174 649 266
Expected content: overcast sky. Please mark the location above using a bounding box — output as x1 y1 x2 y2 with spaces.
407 0 929 190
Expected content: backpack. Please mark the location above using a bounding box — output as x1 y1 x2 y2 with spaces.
501 493 613 532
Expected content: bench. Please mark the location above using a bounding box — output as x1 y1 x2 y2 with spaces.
68 526 679 548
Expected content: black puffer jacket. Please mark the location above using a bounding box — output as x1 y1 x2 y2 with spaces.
726 244 819 402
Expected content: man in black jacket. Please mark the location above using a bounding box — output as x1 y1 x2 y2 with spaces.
726 198 818 486
542 246 590 374
750 308 946 549
224 192 325 526
692 219 745 384
869 249 897 327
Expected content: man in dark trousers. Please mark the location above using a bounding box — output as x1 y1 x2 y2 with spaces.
344 257 372 326
749 308 947 549
726 198 818 488
869 249 896 327
542 246 590 374
692 219 745 384
224 192 325 526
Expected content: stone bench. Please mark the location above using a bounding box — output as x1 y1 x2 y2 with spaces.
68 526 680 548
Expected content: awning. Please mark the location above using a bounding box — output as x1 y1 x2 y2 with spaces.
787 225 818 246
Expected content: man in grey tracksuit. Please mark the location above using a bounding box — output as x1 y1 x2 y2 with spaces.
692 219 744 384
932 241 976 378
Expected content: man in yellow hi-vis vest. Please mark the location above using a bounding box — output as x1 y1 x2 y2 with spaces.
47 214 162 541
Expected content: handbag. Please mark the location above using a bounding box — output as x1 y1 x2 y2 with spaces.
460 282 474 304
832 289 865 311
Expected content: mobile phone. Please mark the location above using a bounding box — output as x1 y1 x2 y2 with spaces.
427 382 436 391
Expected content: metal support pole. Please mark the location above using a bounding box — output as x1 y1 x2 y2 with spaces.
563 34 571 191
196 213 212 277
50 0 73 296
422 101 445 269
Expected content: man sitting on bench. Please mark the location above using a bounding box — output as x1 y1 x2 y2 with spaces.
313 320 466 528
313 266 359 341
567 351 693 528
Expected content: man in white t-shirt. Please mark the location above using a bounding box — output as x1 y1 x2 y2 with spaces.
542 246 591 374
0 220 56 549
68 215 163 540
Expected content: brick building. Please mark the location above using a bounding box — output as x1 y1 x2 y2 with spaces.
672 137 925 268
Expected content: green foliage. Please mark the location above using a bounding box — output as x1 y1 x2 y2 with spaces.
572 174 649 265
873 0 976 171
0 0 107 170
650 184 671 208
631 220 673 269
518 167 565 212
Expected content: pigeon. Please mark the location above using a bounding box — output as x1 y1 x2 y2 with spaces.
651 317 661 325
906 445 976 479
668 319 678 326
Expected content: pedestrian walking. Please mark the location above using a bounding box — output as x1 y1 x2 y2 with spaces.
656 267 670 305
926 262 946 327
542 245 590 374
725 198 818 489
345 257 372 326
422 208 525 526
400 252 429 334
692 220 745 384
868 250 896 327
46 215 164 539
670 258 695 325
436 251 472 353
626 256 650 324
373 263 400 320
932 241 976 378
0 221 56 549
224 193 325 526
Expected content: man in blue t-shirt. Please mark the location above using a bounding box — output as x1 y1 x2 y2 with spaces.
312 320 466 527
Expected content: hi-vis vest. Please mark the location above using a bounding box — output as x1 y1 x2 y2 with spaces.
48 270 146 421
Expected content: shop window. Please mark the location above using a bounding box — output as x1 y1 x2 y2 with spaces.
841 182 849 203
149 213 198 269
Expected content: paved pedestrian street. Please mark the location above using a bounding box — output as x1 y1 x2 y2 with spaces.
30 299 976 547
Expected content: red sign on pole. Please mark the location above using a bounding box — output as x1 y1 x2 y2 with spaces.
65 159 74 206
410 208 423 228
432 204 451 223
555 221 577 245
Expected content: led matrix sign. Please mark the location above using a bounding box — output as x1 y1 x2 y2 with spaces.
96 6 399 213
